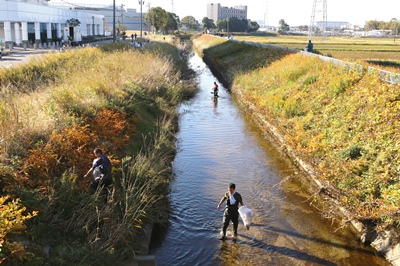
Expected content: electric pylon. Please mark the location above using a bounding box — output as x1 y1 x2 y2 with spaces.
309 0 327 40
264 0 269 28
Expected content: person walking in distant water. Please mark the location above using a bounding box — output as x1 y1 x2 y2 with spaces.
213 81 219 97
217 183 243 240
307 39 313 53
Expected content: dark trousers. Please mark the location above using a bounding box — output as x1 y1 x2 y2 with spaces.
89 173 112 201
222 207 239 236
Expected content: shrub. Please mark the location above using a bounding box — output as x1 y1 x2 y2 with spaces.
0 196 38 264
0 41 195 263
341 145 364 160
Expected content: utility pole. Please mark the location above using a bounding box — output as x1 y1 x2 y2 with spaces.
147 2 151 34
139 0 144 37
113 0 115 42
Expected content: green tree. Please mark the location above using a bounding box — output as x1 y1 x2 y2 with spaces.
248 21 260 32
299 25 309 31
365 20 381 30
66 18 80 27
217 20 227 31
146 7 168 32
216 18 258 33
202 17 216 31
227 17 247 32
163 12 178 33
278 19 290 34
180 16 200 31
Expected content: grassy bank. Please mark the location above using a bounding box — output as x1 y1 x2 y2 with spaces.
193 34 400 236
193 34 293 87
0 42 196 264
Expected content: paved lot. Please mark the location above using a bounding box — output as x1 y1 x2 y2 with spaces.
0 40 112 69
0 47 59 69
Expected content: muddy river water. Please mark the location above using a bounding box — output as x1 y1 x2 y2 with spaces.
150 52 388 266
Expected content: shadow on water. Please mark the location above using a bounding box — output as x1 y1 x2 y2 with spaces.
219 233 337 266
252 225 378 256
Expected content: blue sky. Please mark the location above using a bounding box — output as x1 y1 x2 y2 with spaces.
66 0 400 26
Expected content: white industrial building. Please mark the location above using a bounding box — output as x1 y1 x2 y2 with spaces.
316 21 350 30
0 0 104 48
51 3 146 32
206 3 247 23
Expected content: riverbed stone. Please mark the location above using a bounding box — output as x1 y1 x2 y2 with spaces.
370 230 400 265
384 243 400 265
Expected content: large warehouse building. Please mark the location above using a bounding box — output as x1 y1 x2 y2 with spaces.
52 3 146 32
0 0 104 48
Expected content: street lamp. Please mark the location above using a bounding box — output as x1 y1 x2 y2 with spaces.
139 0 144 37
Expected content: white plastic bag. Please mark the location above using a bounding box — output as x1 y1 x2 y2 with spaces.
238 206 253 230
93 167 101 179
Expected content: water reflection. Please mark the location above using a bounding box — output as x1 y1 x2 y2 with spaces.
150 52 388 266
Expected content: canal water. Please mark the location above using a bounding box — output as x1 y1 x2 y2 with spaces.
150 52 388 266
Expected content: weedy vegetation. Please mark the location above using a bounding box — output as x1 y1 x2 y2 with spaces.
0 41 196 264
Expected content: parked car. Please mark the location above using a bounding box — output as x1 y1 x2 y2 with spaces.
0 49 2 60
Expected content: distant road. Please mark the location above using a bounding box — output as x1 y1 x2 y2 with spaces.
0 48 52 69
0 39 113 69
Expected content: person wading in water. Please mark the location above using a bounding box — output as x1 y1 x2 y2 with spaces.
217 183 243 240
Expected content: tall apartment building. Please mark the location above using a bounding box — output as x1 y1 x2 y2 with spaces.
207 3 247 23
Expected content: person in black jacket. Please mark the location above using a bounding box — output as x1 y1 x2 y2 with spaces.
84 148 112 200
217 183 243 240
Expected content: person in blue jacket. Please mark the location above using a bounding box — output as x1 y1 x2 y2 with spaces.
84 148 112 198
307 39 313 53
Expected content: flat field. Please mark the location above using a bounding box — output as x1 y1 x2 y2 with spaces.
233 34 400 63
